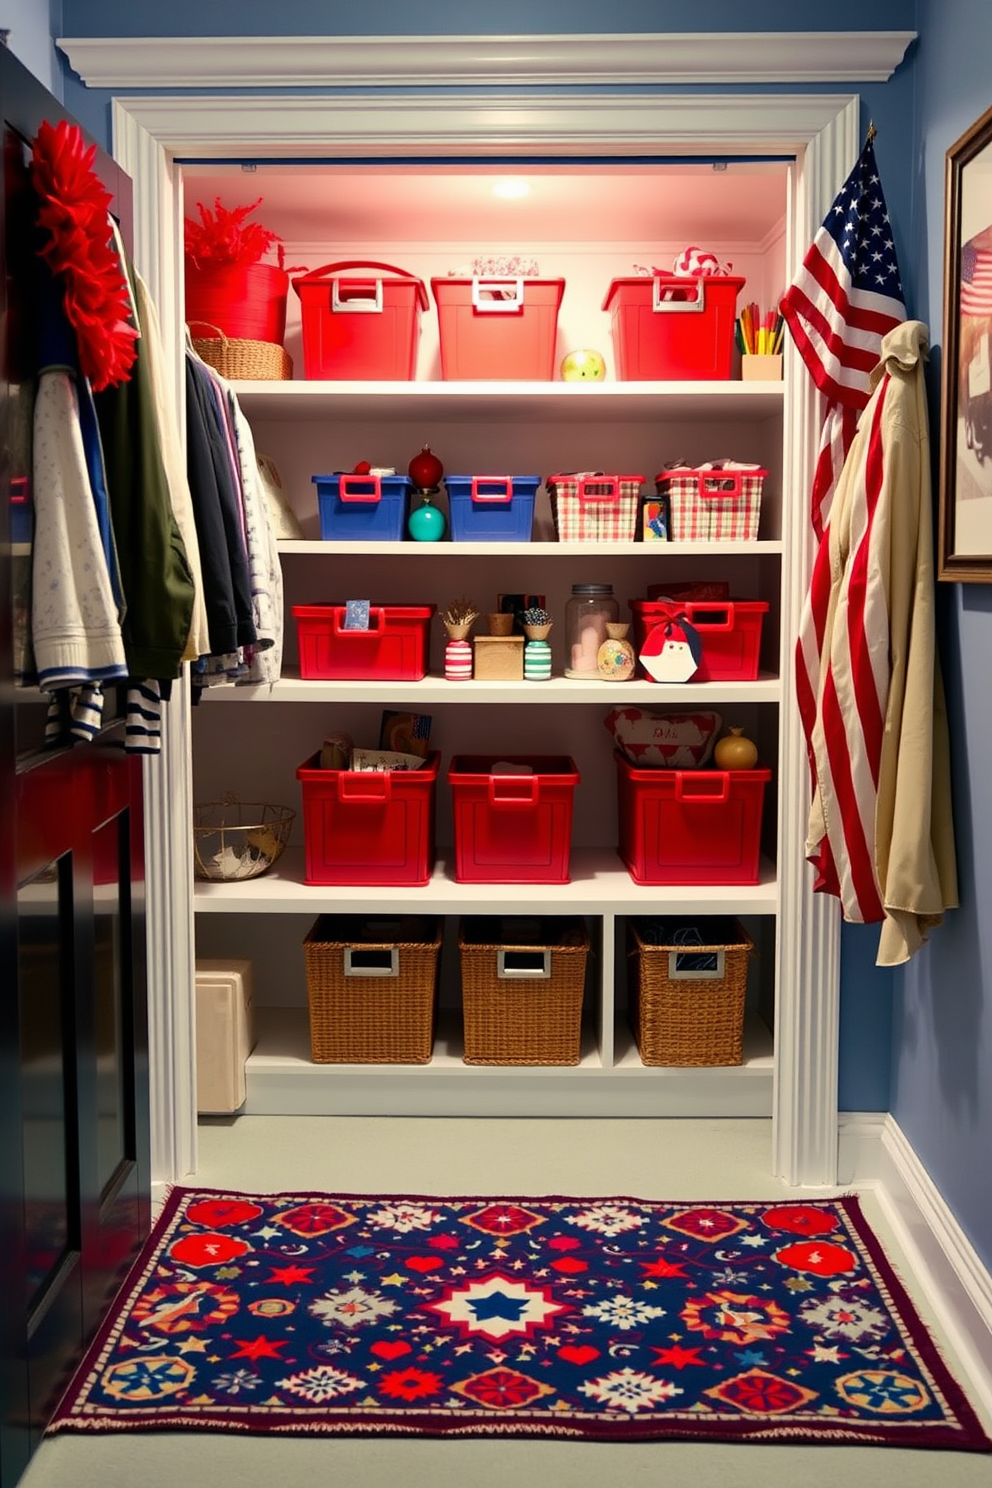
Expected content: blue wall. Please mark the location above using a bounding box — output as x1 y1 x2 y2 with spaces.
890 0 992 1271
3 0 62 95
61 0 917 37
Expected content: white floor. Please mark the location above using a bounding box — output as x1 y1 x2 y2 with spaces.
23 1116 992 1488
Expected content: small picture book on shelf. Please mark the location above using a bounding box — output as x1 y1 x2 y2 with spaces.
379 711 433 758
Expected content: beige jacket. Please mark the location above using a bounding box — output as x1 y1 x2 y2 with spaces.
806 320 958 966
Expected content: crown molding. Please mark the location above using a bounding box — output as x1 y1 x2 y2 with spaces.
59 31 915 89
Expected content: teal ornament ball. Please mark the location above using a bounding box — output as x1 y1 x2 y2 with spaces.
408 500 446 542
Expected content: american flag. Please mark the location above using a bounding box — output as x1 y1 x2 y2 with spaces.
961 237 992 316
781 135 906 538
787 137 907 933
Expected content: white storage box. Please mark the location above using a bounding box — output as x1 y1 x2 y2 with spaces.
195 959 256 1114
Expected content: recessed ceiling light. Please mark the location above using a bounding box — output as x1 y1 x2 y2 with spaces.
492 179 530 200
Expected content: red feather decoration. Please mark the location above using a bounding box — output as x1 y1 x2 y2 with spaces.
31 119 138 391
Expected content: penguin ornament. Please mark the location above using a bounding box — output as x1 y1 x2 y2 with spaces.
639 613 702 684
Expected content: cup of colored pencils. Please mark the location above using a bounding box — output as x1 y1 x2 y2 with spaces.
736 302 784 380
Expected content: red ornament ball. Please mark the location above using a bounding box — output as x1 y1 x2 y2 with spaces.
409 444 443 490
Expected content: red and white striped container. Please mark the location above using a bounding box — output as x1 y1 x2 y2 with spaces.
444 637 473 680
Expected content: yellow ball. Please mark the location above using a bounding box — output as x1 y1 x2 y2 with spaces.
560 349 606 381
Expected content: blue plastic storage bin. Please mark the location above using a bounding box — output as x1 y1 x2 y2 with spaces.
313 473 414 541
444 474 540 543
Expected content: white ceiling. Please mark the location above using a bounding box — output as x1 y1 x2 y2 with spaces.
182 162 788 247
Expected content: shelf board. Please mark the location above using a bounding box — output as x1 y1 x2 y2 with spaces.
232 1007 775 1118
233 379 784 425
198 672 782 704
193 847 779 916
276 538 784 557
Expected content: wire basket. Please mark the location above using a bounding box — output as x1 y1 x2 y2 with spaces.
188 321 293 381
193 796 295 881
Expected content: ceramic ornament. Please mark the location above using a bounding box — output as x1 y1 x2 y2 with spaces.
639 617 702 683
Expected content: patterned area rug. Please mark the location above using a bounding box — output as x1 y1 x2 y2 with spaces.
50 1187 992 1451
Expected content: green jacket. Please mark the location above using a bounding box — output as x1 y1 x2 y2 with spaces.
94 253 195 680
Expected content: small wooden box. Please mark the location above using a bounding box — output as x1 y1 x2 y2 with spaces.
473 634 524 681
194 959 256 1113
741 354 782 381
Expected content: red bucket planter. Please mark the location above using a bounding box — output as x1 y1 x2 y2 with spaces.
184 261 289 345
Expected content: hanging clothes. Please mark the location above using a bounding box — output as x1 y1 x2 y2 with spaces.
93 249 196 684
31 254 128 694
798 320 958 966
184 344 282 691
184 350 257 662
132 265 211 662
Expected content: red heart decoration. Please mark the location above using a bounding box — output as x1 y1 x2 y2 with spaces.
547 1236 582 1251
550 1257 588 1274
371 1340 412 1360
406 1255 444 1273
558 1345 600 1365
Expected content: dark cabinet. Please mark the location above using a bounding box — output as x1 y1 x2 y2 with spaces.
0 44 149 1488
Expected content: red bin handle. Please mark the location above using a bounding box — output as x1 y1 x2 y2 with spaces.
332 607 384 635
336 771 392 803
292 260 428 309
674 772 730 804
683 601 733 631
471 477 513 504
487 774 539 807
337 473 382 504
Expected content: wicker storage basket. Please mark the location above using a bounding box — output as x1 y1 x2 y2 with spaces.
189 321 293 381
303 915 441 1064
458 916 589 1066
628 916 752 1066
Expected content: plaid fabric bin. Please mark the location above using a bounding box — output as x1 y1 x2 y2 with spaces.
547 473 644 542
656 466 766 542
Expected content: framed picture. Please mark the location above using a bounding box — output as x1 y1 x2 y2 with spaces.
939 102 992 581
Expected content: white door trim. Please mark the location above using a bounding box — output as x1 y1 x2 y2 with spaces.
110 87 855 1192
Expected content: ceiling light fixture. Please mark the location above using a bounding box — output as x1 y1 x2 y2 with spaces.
492 179 530 200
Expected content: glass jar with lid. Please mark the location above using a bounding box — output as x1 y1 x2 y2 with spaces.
565 583 618 678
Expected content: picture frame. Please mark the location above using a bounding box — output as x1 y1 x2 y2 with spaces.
939 102 992 581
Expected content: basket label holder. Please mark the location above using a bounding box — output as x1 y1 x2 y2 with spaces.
344 947 399 977
497 948 552 979
667 949 725 979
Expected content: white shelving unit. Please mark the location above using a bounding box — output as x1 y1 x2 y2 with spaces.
193 390 785 1114
187 160 789 1118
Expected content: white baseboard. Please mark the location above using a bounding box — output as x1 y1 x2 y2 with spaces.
839 1111 992 1420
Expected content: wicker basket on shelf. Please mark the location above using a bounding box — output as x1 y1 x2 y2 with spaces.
303 915 442 1064
458 916 589 1066
192 796 294 881
627 917 752 1067
188 321 292 381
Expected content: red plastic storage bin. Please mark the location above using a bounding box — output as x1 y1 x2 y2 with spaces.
615 751 771 885
292 260 428 380
185 261 289 345
448 755 581 884
296 751 439 887
603 274 745 381
431 278 565 380
293 604 435 680
629 599 769 682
